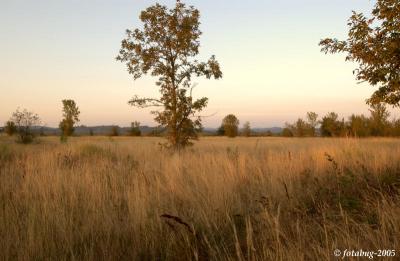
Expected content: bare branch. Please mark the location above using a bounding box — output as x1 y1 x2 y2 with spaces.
128 95 163 108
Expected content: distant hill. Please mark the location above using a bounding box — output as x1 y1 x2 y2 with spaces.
250 127 283 134
4 126 283 136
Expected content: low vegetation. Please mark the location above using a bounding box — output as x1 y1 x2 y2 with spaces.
0 136 399 260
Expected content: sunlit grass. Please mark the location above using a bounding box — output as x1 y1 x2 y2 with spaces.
0 136 399 260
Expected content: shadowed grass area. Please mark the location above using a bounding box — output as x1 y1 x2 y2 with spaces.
0 136 399 260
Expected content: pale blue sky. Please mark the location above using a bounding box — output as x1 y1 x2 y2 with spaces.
2 0 396 127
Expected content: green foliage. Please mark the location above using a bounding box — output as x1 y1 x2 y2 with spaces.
283 107 400 138
129 121 141 136
368 103 390 136
320 0 400 106
222 114 239 138
281 128 293 137
10 108 41 144
284 112 319 137
320 112 345 137
4 121 17 136
306 112 319 136
347 114 370 137
294 119 308 137
59 99 80 137
117 1 222 149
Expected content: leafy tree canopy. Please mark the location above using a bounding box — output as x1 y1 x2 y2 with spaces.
59 99 80 137
222 114 239 138
117 0 222 149
320 0 400 106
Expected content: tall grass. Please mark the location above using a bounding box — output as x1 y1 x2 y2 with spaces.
0 136 399 260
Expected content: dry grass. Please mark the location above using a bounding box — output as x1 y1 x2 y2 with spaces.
0 136 399 260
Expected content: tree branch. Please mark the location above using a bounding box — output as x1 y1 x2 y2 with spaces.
128 95 163 108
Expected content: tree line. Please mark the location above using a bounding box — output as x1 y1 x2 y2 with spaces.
214 104 400 138
282 104 400 138
2 0 400 147
3 101 400 143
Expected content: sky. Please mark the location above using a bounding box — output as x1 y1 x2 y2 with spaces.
1 0 397 128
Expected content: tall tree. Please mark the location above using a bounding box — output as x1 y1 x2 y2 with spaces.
294 118 308 137
320 0 400 106
347 114 370 137
242 121 251 137
59 99 80 137
117 1 222 149
368 103 390 136
222 114 239 138
306 112 319 136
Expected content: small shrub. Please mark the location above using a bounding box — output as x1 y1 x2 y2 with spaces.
4 121 17 136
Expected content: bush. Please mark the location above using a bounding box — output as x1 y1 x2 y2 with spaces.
222 114 239 138
4 121 17 136
129 122 141 136
109 126 119 137
10 108 40 144
281 128 293 137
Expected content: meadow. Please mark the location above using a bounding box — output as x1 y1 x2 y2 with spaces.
0 136 399 260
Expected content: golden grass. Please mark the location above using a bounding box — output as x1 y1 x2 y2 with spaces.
0 136 399 260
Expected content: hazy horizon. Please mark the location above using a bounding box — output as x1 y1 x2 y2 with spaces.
1 0 398 128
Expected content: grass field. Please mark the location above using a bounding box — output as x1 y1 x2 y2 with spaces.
0 136 399 260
